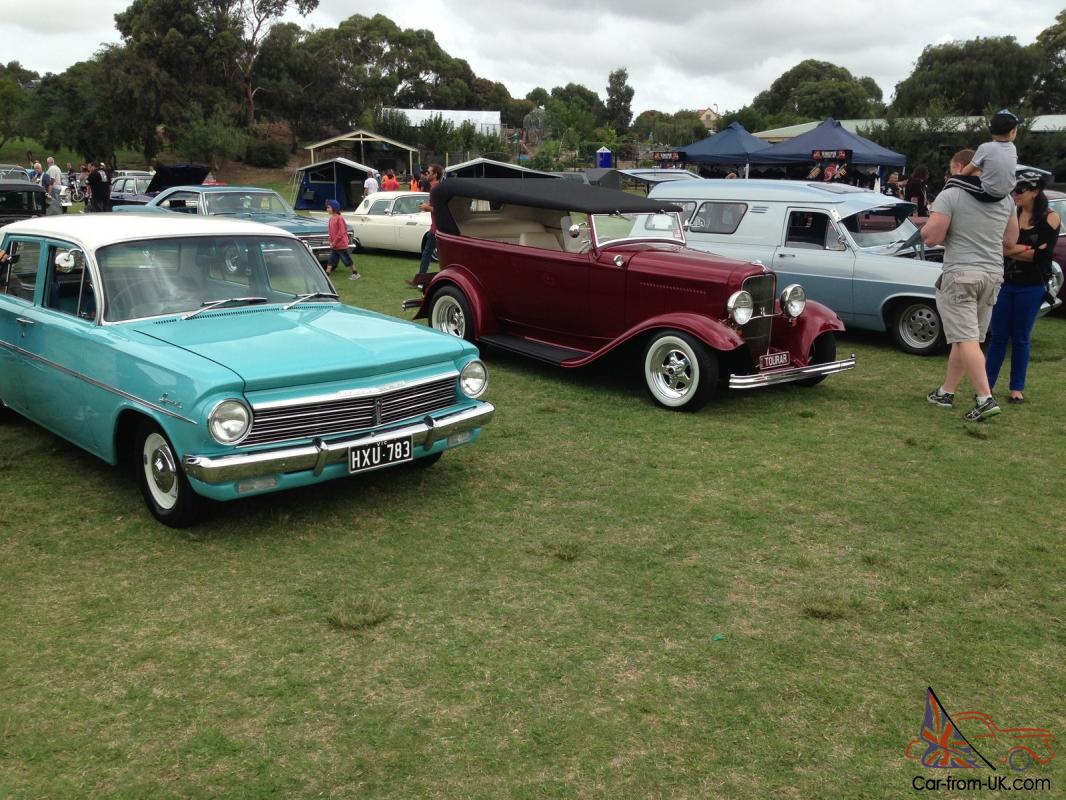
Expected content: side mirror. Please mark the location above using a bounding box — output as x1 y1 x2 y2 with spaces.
568 224 582 239
55 250 82 273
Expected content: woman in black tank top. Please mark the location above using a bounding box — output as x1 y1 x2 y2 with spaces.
985 172 1061 403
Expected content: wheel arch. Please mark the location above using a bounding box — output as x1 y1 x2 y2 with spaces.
881 292 938 328
417 269 490 337
113 407 171 470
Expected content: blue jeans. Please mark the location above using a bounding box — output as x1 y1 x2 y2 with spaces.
985 282 1045 392
417 231 436 274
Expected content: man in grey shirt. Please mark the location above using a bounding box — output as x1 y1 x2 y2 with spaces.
922 148 1018 421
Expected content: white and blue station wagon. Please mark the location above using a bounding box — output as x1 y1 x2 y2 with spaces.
649 179 1063 355
0 215 493 526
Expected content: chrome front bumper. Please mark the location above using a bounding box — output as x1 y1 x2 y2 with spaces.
183 402 494 485
729 355 856 389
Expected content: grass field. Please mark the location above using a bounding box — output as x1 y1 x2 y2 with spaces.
1 250 1064 798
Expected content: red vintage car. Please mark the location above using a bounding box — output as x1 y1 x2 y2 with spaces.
408 179 855 411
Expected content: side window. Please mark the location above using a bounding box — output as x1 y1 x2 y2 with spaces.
368 199 391 215
43 245 96 320
161 191 200 213
689 202 748 235
112 179 127 194
2 239 42 301
393 197 419 215
785 211 831 250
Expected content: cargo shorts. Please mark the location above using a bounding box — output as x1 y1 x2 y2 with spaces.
935 270 1003 344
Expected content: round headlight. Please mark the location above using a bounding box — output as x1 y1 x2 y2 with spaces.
780 284 806 318
726 290 754 325
208 399 251 444
460 360 488 398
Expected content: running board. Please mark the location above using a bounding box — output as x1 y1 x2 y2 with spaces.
478 334 589 366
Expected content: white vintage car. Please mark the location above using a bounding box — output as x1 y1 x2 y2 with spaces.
346 191 433 258
648 180 1063 355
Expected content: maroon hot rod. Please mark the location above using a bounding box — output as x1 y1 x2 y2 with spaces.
407 179 855 411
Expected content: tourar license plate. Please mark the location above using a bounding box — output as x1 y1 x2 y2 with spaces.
348 437 413 473
760 351 791 370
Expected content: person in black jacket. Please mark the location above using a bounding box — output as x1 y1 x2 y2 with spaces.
985 169 1061 404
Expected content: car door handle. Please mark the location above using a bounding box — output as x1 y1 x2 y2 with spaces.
778 253 795 258
15 317 35 325
405 221 417 225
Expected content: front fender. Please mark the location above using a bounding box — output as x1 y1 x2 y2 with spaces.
562 312 745 368
415 267 491 337
773 300 846 359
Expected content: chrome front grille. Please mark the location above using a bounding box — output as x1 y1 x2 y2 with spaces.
741 273 776 358
243 377 457 447
297 234 330 249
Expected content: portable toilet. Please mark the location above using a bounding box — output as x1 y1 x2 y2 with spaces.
595 147 612 169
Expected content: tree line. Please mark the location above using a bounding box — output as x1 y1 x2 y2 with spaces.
0 4 1064 173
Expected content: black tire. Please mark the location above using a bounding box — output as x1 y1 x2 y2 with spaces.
427 287 475 342
797 332 837 387
890 300 946 355
642 330 718 411
135 420 206 528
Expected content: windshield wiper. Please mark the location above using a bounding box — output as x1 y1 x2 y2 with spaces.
283 291 339 310
182 296 269 320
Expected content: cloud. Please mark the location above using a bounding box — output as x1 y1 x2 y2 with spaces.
5 0 1062 112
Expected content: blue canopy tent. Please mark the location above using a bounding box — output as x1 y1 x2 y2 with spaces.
751 118 906 167
292 157 375 211
677 122 771 176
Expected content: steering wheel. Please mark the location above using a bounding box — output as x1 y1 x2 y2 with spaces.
221 243 244 275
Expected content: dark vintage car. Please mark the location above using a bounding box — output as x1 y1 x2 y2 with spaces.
1047 189 1066 274
407 179 855 411
109 164 209 208
0 181 47 227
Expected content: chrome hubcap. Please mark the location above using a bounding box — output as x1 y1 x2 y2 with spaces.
650 344 694 400
143 432 179 510
901 305 939 347
432 297 465 338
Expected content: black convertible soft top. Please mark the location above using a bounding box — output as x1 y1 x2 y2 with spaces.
433 178 681 235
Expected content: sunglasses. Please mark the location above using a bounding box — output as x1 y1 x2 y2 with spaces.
1012 184 1038 195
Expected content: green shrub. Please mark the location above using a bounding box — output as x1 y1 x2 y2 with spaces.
244 138 290 168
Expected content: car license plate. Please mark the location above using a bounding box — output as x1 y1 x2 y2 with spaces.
348 437 413 473
760 351 791 370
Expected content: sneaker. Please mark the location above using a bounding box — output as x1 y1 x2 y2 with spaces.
927 388 955 408
349 271 361 281
964 396 1001 422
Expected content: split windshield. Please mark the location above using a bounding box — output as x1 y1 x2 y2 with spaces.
594 211 686 247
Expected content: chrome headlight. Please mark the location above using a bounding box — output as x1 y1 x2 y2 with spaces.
726 290 754 325
780 284 806 318
460 360 488 398
1051 261 1063 298
208 399 251 444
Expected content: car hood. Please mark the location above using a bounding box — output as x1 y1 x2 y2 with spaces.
222 212 330 232
145 164 209 195
129 304 470 390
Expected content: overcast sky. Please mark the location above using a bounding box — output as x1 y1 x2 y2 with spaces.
4 0 1063 114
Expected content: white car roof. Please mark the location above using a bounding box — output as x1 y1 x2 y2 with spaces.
650 179 911 216
0 213 297 250
361 190 428 202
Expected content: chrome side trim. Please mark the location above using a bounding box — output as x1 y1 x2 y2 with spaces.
0 338 197 423
250 370 459 411
183 401 494 484
729 355 856 390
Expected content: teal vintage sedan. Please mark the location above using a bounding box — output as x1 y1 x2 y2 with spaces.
112 185 350 262
0 215 493 526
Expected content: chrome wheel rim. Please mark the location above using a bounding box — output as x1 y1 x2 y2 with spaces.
143 432 179 510
431 296 465 338
898 304 940 350
647 338 697 405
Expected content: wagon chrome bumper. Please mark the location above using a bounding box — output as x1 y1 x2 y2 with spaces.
182 402 494 485
728 355 856 389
